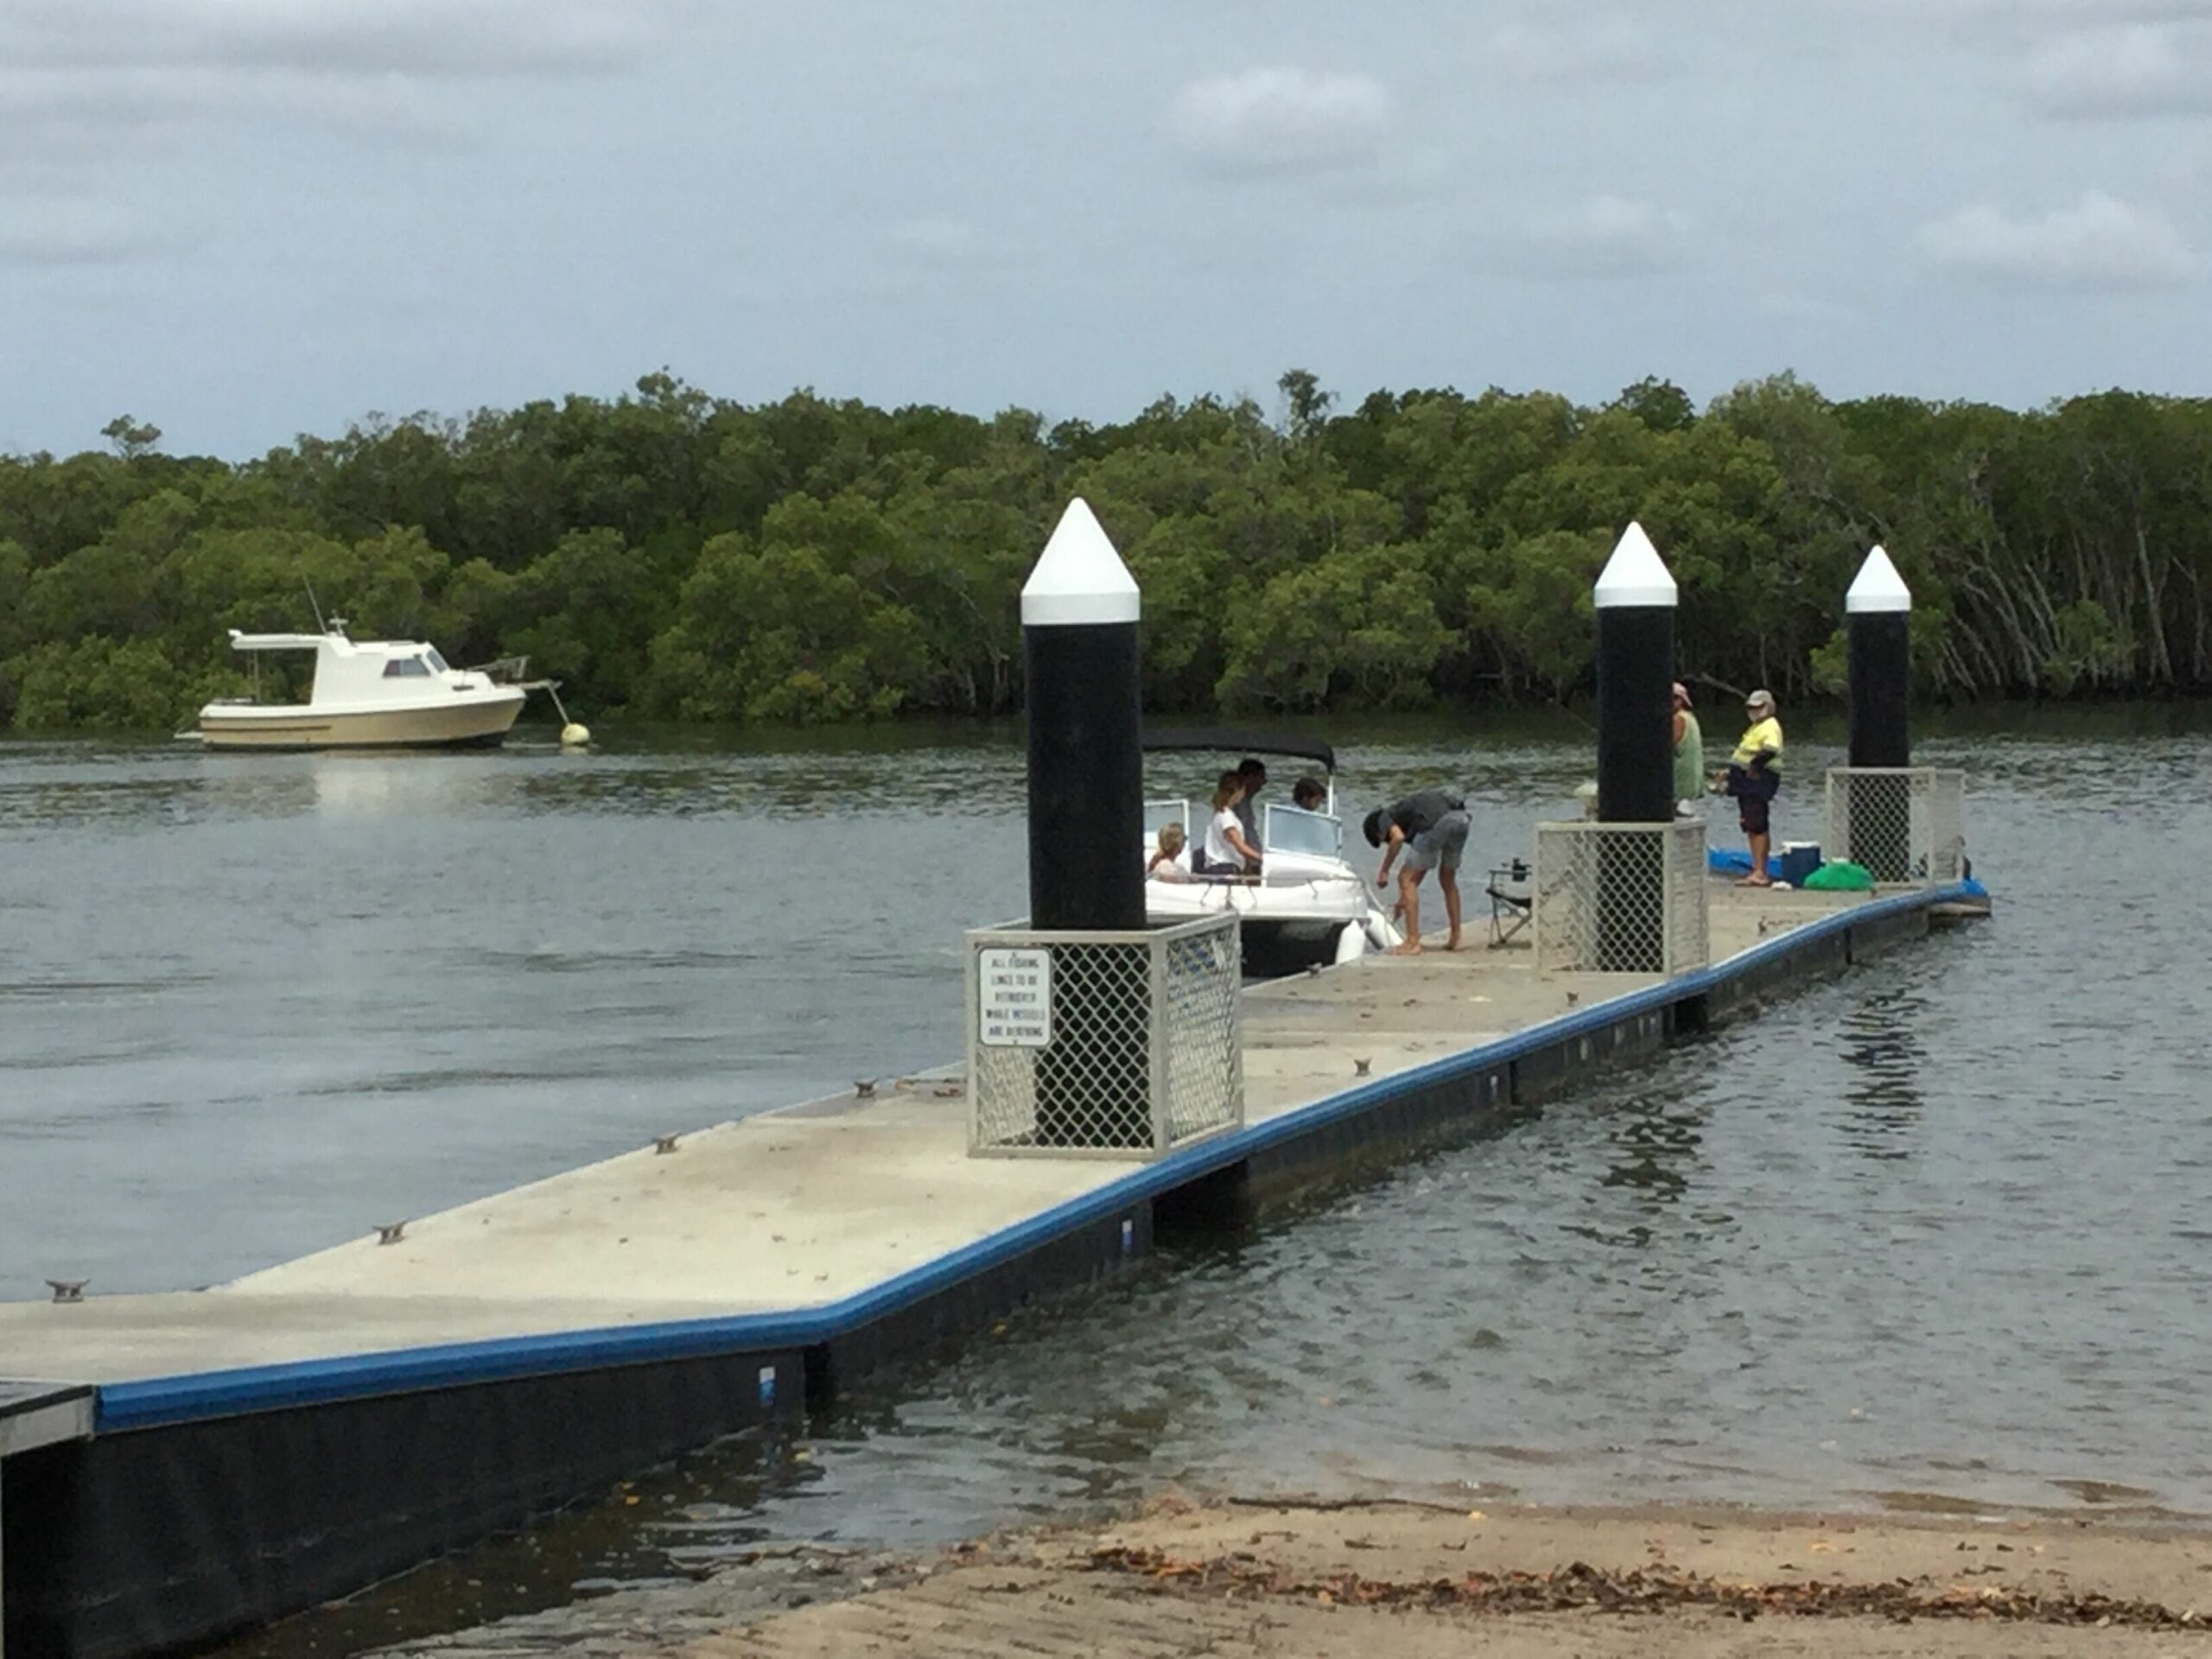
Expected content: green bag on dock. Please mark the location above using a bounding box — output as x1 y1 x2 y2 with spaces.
1802 860 1874 892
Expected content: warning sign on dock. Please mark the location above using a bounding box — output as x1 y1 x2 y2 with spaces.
979 948 1052 1047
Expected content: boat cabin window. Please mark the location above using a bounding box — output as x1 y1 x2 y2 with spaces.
424 647 450 672
383 655 433 678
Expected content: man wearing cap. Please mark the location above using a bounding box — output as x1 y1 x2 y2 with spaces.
1671 682 1703 817
1363 788 1470 954
1719 690 1784 886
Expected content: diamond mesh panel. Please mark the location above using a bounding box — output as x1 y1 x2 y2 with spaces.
968 915 1243 1160
1162 921 1243 1145
1667 818 1710 969
1535 820 1708 976
1824 768 1966 885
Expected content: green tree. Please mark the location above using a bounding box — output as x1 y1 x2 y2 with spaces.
1610 376 1696 433
100 414 162 460
1217 546 1448 712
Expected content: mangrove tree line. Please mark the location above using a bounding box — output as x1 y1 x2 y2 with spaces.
1 371 2202 731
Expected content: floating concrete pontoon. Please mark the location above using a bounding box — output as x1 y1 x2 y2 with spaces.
0 878 1980 1659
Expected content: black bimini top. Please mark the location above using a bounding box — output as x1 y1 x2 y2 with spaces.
1140 728 1336 773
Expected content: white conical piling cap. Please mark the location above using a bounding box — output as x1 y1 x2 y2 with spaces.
1592 520 1677 609
1846 544 1911 613
1021 497 1141 627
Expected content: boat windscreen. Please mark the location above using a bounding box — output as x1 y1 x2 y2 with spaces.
1263 804 1342 858
425 646 450 671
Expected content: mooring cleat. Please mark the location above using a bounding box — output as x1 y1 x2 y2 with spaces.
654 1134 680 1154
375 1221 408 1245
46 1278 86 1304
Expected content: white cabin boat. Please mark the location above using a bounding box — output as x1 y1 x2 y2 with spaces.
1141 730 1402 969
196 623 527 751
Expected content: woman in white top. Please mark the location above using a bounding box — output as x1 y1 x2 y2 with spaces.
1201 769 1262 877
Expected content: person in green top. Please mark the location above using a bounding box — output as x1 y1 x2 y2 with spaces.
1716 689 1784 886
1670 682 1703 816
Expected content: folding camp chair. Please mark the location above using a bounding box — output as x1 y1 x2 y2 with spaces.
1486 859 1532 949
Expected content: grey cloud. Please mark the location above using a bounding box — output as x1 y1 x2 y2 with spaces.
885 216 980 264
0 1 698 190
1482 13 1679 83
1753 290 1862 325
0 197 181 266
1916 193 2200 289
0 63 471 143
13 1 676 80
1495 196 1697 281
1166 67 1391 178
2016 22 2212 117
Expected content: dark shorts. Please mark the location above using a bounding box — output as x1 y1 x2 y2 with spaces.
1727 765 1779 836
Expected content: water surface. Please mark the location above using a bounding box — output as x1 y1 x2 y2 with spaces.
2 717 2203 1652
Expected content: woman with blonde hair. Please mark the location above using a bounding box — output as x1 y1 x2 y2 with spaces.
1147 822 1192 882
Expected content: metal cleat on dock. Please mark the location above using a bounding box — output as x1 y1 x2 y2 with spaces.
376 1221 408 1245
855 1077 878 1098
46 1278 86 1303
1354 1057 1372 1077
654 1134 681 1154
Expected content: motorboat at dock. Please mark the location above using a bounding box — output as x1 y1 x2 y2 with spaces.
194 622 532 751
1141 728 1402 969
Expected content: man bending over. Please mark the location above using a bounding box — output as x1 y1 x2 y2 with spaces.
1363 789 1471 954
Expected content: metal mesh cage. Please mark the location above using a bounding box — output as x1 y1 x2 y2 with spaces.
1823 767 1966 886
966 913 1243 1159
1534 818 1709 976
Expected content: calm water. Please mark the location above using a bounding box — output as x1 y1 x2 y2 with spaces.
3 717 2206 1652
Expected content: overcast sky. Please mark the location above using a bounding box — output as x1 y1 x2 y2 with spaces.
5 0 2210 457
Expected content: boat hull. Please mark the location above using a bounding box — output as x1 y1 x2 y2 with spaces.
1144 877 1402 972
198 691 527 752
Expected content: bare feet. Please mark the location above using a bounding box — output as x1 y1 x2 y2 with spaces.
1389 943 1424 957
1445 936 1465 952
1735 874 1772 888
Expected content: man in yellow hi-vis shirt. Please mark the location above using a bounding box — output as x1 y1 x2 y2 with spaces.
1717 689 1783 886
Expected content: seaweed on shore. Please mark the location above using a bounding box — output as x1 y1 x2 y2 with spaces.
1084 1544 2207 1630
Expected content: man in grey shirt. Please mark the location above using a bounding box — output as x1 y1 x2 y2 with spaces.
1231 757 1268 870
1363 789 1470 954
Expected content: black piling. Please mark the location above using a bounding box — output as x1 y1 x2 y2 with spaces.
1846 545 1912 880
1021 499 1147 1146
1593 523 1677 972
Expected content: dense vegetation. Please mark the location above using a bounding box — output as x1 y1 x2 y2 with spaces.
3 372 2205 733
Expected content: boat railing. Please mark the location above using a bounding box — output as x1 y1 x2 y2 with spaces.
468 655 532 685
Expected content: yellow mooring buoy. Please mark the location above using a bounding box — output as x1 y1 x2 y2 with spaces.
560 721 591 747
